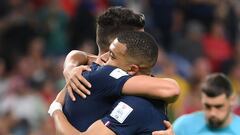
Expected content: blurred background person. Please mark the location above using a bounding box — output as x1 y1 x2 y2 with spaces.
0 0 240 134
173 73 240 135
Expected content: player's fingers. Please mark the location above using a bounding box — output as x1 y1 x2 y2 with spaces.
71 75 90 95
81 65 91 72
77 75 91 88
69 81 87 99
163 120 172 128
67 85 75 101
70 76 83 89
76 83 91 95
73 88 87 99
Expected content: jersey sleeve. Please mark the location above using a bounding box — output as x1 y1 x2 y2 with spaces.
101 96 167 135
89 67 132 97
108 68 132 96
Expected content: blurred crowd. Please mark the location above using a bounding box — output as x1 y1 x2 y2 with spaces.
0 0 240 135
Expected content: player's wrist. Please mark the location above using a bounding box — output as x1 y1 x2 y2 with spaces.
52 110 63 117
63 63 76 76
48 101 63 117
63 68 71 79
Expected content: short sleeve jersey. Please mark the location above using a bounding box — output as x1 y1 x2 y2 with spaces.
63 63 131 131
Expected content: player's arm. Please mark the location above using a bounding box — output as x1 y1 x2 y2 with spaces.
49 91 174 135
52 110 174 135
49 90 115 135
63 50 96 100
63 50 98 80
63 50 88 80
122 75 180 103
53 111 115 135
52 110 80 135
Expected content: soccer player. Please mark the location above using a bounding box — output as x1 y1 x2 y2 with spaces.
172 73 240 135
58 7 177 134
63 7 144 99
49 31 177 135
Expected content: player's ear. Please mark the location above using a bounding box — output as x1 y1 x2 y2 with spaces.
127 64 139 75
229 94 236 107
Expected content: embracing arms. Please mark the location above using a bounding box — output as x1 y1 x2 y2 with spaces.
122 76 180 103
53 110 114 135
49 90 117 135
49 90 175 135
63 50 97 100
63 50 180 103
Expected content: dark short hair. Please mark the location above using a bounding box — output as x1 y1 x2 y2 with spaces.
117 31 158 68
201 73 233 98
96 7 145 52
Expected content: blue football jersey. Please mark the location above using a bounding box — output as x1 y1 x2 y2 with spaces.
63 63 131 131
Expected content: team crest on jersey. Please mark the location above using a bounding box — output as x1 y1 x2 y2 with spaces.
109 68 128 79
110 101 133 123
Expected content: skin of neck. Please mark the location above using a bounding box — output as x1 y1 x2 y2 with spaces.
134 68 151 76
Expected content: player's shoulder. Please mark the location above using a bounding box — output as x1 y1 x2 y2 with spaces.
173 112 205 135
91 65 128 77
85 65 130 95
107 66 129 79
90 62 101 71
232 113 240 125
82 62 101 77
174 111 204 126
226 114 240 134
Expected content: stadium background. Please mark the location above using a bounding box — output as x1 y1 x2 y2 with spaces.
0 0 240 134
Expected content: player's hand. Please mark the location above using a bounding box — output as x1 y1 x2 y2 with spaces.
152 120 175 135
65 65 92 101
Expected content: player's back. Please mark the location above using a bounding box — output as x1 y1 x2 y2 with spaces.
63 63 131 131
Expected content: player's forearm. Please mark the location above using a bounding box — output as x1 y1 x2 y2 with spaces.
63 50 88 80
144 78 180 103
53 110 81 135
122 76 180 103
157 78 180 103
52 111 114 135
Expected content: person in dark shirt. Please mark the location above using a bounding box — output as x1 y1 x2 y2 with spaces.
63 6 146 100
51 7 177 135
49 31 178 135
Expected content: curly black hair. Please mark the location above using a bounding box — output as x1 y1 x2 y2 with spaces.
117 31 158 69
96 7 145 53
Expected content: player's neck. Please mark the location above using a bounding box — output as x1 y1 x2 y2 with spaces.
221 113 233 128
135 69 151 76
